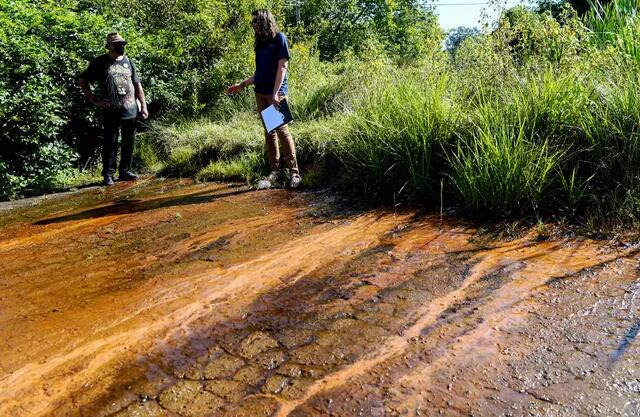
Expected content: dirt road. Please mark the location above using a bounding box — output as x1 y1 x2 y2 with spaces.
0 179 638 417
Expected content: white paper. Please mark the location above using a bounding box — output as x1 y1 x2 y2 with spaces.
260 104 286 133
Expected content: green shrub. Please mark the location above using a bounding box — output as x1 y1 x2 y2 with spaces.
0 0 259 198
0 0 120 198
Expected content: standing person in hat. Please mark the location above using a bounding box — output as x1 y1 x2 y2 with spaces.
79 32 148 186
227 9 302 189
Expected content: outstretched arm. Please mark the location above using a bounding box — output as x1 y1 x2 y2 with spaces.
227 75 255 94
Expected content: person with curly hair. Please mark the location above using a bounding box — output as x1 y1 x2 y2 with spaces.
228 9 301 189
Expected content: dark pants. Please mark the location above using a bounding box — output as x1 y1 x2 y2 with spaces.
102 116 136 177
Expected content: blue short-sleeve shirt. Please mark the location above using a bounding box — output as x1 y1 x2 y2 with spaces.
254 32 290 95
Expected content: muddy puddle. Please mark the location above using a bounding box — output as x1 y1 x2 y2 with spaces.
0 179 638 417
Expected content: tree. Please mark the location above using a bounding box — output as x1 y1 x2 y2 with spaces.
536 0 612 15
286 0 442 60
445 26 481 54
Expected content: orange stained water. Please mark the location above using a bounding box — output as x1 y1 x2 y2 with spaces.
0 179 636 417
0 180 410 416
272 231 628 416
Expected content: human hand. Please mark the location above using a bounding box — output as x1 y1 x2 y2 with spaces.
227 83 243 94
271 94 281 109
140 107 149 120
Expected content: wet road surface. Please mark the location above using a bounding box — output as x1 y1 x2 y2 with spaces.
0 179 638 417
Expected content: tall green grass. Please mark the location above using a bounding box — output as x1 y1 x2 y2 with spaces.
585 0 640 63
337 72 459 200
448 103 565 214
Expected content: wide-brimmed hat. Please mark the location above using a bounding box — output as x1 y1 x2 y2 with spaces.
105 32 127 47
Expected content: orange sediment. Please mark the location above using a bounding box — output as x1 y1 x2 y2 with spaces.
0 179 638 417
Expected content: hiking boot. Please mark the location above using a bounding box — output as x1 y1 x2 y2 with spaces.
119 171 139 181
289 173 302 189
103 175 115 186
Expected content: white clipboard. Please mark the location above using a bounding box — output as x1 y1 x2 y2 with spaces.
260 99 293 134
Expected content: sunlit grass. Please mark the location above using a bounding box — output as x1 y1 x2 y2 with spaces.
448 107 565 214
138 7 640 233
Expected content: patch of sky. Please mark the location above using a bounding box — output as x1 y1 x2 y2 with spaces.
429 0 538 30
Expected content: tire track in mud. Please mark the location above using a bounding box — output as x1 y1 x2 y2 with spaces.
271 255 495 417
105 229 474 417
273 239 614 416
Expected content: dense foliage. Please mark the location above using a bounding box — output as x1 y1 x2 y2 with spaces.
0 0 113 197
289 0 442 59
0 0 439 199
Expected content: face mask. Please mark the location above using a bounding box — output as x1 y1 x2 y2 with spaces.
111 44 125 55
